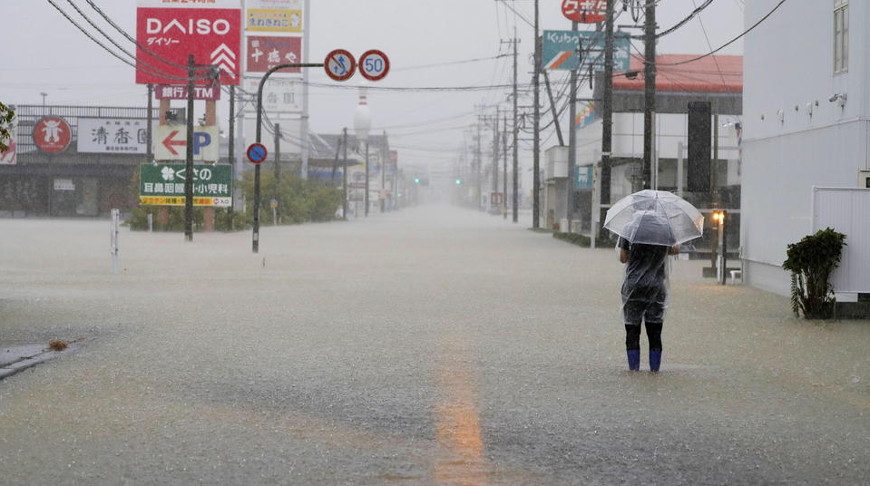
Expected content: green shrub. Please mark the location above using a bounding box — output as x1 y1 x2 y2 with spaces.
553 232 591 247
782 227 846 319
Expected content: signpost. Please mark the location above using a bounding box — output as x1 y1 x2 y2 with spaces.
323 49 356 82
247 143 268 164
32 116 72 153
561 0 607 23
135 0 242 86
139 163 232 207
358 50 390 81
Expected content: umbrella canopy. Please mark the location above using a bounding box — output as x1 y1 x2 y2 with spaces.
604 190 704 246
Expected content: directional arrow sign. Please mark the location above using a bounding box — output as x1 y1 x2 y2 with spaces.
210 43 238 80
154 125 220 161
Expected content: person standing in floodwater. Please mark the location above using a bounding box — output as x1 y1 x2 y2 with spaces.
618 237 680 372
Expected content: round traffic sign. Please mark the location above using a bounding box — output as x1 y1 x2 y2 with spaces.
32 116 72 153
247 143 268 164
324 49 356 82
359 49 390 82
561 0 606 23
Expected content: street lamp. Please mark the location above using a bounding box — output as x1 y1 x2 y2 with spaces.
354 85 371 217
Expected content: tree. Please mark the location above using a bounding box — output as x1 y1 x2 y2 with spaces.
0 102 14 153
782 227 847 319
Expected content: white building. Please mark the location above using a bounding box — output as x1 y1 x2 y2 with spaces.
742 0 870 295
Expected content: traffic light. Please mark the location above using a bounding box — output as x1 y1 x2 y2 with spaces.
413 177 421 184
455 179 462 185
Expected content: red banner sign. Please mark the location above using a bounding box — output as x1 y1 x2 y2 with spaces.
562 0 607 24
155 84 222 100
136 5 242 85
246 36 301 73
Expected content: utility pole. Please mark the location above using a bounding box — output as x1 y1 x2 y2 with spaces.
184 54 195 242
501 34 520 223
342 128 348 219
643 0 656 190
492 112 500 199
503 113 508 219
567 20 579 233
476 121 482 211
598 0 615 245
532 0 541 228
381 130 387 213
228 85 235 222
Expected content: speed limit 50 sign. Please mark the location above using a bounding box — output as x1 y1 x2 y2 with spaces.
359 49 390 81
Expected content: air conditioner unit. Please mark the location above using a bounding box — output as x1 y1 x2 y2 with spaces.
859 169 870 189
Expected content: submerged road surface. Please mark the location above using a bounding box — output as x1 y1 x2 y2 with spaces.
1 206 868 485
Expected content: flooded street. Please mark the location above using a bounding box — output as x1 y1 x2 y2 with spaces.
1 206 868 485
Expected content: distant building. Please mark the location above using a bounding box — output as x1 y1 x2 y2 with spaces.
563 54 743 250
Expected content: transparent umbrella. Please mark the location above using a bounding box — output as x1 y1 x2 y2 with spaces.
604 190 704 246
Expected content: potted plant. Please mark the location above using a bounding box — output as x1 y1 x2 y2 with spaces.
782 227 846 319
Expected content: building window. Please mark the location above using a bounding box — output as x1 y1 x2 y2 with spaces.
834 1 849 74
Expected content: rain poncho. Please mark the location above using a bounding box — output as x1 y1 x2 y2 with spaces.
618 211 674 326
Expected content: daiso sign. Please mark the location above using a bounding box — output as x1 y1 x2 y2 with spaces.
135 0 242 86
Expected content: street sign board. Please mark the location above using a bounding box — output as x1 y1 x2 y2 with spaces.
542 30 630 72
247 143 268 164
135 0 242 86
324 49 355 81
154 125 220 161
245 0 303 33
359 50 390 81
243 77 302 114
155 84 221 100
77 118 148 154
32 116 72 153
246 36 301 73
139 163 232 207
562 0 607 24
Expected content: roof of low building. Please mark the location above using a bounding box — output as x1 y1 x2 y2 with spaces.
612 54 742 93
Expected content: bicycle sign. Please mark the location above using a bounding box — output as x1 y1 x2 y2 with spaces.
359 49 390 81
324 49 356 82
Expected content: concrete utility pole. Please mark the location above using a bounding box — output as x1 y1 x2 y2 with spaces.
643 0 656 190
566 20 579 233
274 123 281 218
342 128 349 219
512 34 519 223
184 55 195 242
492 112 500 198
503 113 509 219
532 0 541 228
597 0 616 245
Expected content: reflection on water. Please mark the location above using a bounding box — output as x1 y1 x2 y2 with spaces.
434 334 490 485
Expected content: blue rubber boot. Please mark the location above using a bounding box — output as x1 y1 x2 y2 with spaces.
649 349 662 372
627 349 640 371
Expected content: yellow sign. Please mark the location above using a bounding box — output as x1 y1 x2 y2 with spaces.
140 196 231 207
246 9 302 32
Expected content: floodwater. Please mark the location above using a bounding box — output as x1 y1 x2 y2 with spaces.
1 206 868 485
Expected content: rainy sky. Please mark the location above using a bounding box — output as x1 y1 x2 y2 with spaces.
1 0 744 174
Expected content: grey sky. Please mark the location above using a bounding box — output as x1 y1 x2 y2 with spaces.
1 1 745 171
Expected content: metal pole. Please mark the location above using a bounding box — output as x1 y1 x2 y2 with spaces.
253 62 322 252
274 123 281 223
532 0 541 228
382 130 387 213
364 141 369 217
184 54 195 242
342 128 348 219
301 0 311 180
598 0 615 242
567 20 578 232
642 0 656 190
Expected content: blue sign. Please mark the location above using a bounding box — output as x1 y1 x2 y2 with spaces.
575 165 594 189
246 143 268 164
542 30 631 72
